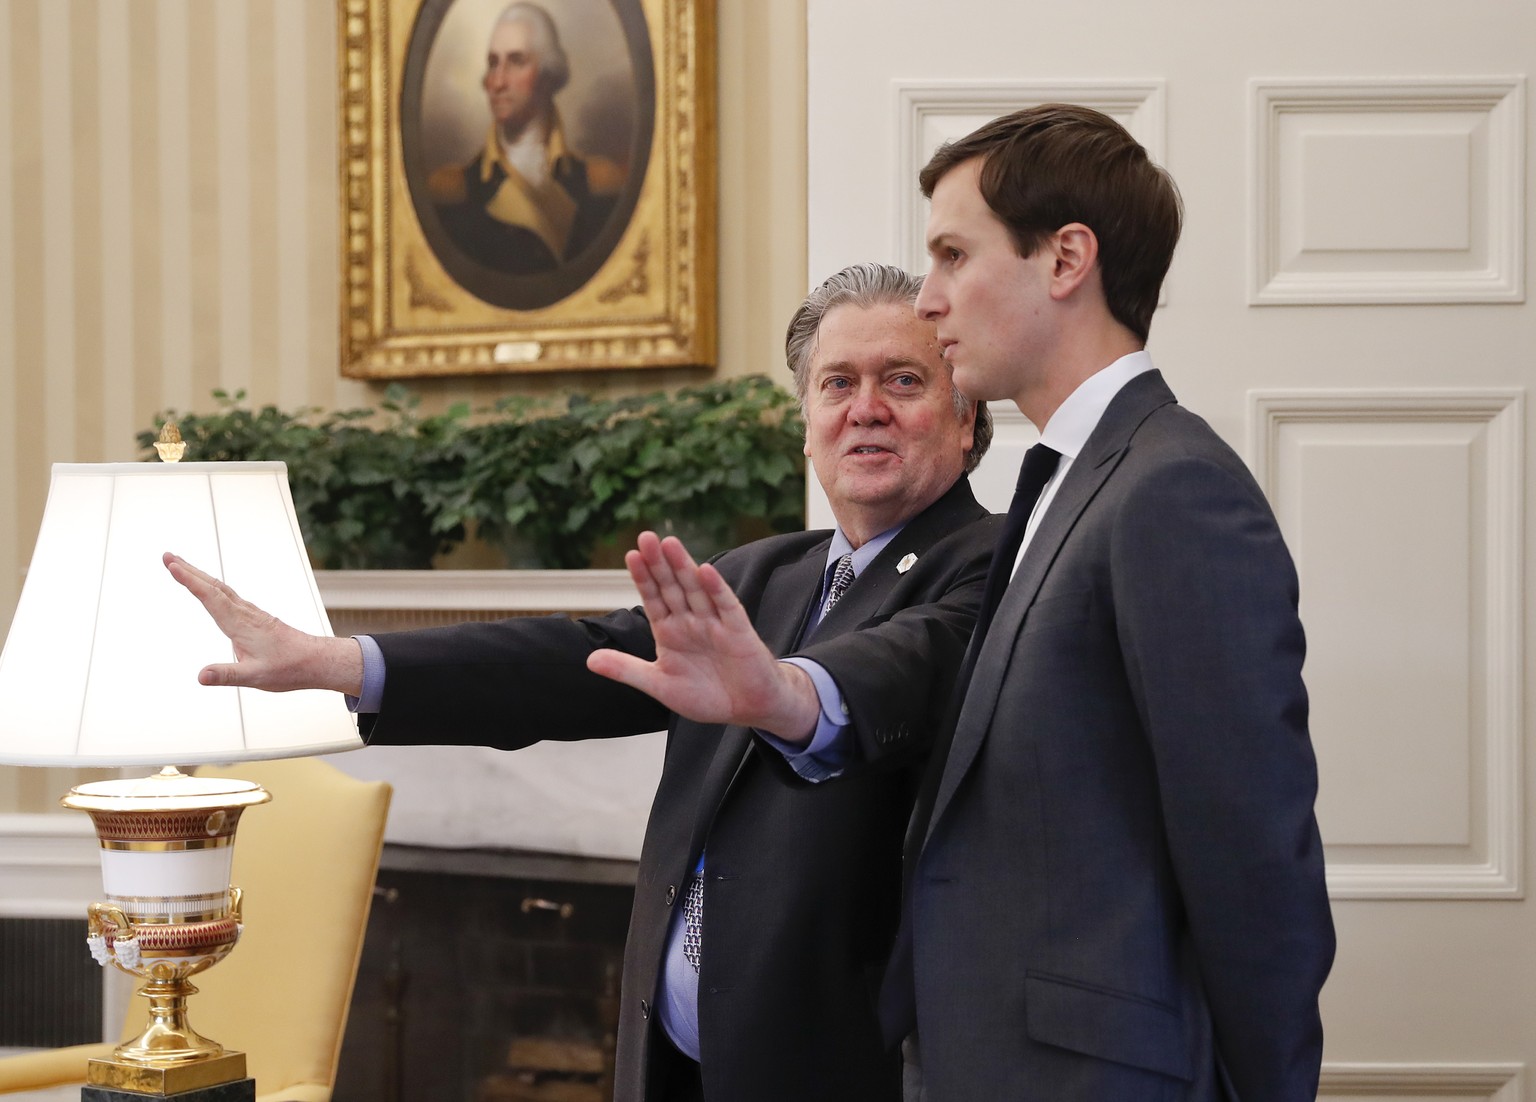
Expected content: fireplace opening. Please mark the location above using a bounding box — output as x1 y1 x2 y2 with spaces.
334 845 635 1102
0 916 105 1048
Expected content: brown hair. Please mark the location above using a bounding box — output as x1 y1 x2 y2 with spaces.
919 103 1182 343
784 262 992 474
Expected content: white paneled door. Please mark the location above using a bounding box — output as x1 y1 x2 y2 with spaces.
807 0 1534 1094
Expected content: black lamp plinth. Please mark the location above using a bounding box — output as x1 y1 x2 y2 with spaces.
82 1079 255 1102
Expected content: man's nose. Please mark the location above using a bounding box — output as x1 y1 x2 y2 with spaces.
914 279 943 320
848 383 890 424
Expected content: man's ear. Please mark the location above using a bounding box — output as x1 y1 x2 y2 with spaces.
1047 223 1099 301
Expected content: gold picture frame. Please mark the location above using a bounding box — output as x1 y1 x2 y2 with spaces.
338 0 716 378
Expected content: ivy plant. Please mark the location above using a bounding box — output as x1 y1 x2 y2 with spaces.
140 376 806 571
138 386 468 570
433 377 806 569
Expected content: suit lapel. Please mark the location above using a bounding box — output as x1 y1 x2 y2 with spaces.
924 373 1177 841
686 542 830 860
765 549 832 653
811 477 986 641
686 475 986 860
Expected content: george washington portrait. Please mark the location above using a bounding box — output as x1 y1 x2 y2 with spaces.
400 0 654 312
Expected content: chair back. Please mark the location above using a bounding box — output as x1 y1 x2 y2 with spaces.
186 756 391 1098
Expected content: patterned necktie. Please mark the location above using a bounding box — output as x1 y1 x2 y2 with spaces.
973 443 1061 644
683 875 704 972
821 552 856 618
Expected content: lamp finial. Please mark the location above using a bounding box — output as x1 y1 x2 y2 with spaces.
154 421 187 463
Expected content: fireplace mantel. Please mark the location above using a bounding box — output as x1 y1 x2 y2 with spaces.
314 568 639 618
312 568 664 865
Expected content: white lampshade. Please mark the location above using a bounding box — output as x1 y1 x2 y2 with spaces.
0 461 363 767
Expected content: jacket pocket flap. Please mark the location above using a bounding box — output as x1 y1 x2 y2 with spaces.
1024 971 1191 1082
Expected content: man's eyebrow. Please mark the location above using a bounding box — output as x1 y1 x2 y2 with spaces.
813 354 930 374
925 231 955 253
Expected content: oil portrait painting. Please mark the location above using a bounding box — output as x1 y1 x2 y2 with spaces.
340 0 715 378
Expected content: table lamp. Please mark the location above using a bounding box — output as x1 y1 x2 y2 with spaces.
0 452 363 1098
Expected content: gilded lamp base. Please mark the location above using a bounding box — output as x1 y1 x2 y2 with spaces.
64 768 271 1097
87 1051 248 1096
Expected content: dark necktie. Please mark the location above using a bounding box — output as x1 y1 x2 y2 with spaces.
972 442 1061 645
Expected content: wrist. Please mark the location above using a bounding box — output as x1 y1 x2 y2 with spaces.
308 635 365 697
760 662 821 745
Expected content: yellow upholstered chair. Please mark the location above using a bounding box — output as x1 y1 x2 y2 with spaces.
0 756 391 1102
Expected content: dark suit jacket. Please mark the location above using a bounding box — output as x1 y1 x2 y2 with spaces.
885 374 1334 1101
363 478 998 1102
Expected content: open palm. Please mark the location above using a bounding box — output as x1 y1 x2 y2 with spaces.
586 533 818 741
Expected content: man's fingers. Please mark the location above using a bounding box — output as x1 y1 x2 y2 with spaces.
165 551 220 593
694 562 754 631
634 532 694 621
165 552 243 619
657 536 716 618
586 648 656 696
623 554 657 600
198 663 246 688
626 537 684 626
658 535 700 571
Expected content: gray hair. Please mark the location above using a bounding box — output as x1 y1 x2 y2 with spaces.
783 262 993 474
493 2 570 96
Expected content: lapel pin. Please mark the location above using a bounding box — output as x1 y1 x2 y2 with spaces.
897 553 917 574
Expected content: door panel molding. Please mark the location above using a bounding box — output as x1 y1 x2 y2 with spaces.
892 79 1166 273
1250 77 1526 305
1250 388 1525 899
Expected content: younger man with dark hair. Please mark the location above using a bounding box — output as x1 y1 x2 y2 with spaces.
595 105 1336 1101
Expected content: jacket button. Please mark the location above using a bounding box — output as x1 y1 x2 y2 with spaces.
665 884 677 905
640 999 650 1019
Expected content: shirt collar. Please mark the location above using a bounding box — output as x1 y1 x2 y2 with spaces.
1038 350 1155 459
826 523 902 578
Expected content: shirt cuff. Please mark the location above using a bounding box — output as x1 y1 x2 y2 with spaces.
757 658 849 783
349 634 385 715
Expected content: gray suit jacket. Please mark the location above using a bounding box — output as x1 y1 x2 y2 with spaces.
889 372 1335 1101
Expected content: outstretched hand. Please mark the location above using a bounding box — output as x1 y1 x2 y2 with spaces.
585 533 820 744
162 552 364 696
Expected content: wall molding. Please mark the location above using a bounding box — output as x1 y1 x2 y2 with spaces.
1250 388 1525 899
1250 77 1526 305
892 79 1166 273
0 813 99 918
1320 1062 1523 1099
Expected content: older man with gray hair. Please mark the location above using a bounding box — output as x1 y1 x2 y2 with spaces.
429 1 626 273
167 263 997 1102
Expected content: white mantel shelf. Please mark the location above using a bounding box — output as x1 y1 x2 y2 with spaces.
314 569 639 613
0 812 101 918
